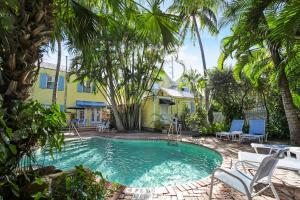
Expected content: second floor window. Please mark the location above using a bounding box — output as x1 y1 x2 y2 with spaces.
47 75 54 89
83 81 92 93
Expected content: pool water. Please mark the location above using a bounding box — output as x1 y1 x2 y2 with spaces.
34 137 222 187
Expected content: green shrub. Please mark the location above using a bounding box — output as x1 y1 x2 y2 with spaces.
185 108 207 131
64 165 108 200
0 100 66 198
199 122 228 136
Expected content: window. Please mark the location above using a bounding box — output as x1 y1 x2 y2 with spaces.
83 81 92 93
91 108 101 122
79 110 85 120
46 75 54 89
96 109 101 121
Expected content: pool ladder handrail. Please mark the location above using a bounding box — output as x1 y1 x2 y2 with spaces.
69 122 84 143
167 123 181 142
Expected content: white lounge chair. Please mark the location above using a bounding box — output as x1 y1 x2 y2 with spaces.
209 149 286 200
238 151 300 171
251 143 290 154
216 120 244 141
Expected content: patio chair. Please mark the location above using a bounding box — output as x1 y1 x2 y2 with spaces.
97 121 110 132
216 120 244 141
240 119 266 143
238 151 300 171
209 149 287 200
251 143 290 154
96 122 105 132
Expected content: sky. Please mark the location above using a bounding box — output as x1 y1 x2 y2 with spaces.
42 2 233 81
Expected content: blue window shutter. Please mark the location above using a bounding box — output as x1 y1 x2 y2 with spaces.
60 105 64 112
77 82 83 92
39 73 47 89
58 76 64 91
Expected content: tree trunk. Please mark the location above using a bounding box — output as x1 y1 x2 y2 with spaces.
108 71 126 131
279 71 300 145
192 15 209 105
52 39 62 104
269 45 300 145
1 0 53 109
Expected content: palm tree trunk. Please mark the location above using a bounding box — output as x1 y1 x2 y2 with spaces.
108 70 126 131
52 39 62 104
192 15 210 111
269 45 300 145
279 71 300 145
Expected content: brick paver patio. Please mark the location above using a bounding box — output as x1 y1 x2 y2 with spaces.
67 132 300 200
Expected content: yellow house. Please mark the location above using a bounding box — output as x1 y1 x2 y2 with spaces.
29 62 108 126
141 73 196 130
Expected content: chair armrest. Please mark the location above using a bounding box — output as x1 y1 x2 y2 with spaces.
234 160 259 170
212 167 252 197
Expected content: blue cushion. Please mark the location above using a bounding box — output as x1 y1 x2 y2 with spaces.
249 119 265 135
229 120 244 132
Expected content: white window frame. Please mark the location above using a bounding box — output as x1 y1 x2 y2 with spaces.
91 108 102 123
78 109 85 120
46 75 54 89
83 81 92 93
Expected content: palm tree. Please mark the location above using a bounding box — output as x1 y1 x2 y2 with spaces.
0 0 105 113
69 0 179 131
220 0 300 145
52 39 62 104
169 0 220 112
181 69 205 110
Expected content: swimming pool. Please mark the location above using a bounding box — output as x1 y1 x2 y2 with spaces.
35 137 222 188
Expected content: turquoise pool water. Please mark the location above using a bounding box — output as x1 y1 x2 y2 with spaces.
35 137 222 187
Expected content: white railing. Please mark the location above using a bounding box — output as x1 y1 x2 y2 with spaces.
69 122 83 143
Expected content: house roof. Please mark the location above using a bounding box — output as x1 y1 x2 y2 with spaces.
40 62 67 72
160 87 194 98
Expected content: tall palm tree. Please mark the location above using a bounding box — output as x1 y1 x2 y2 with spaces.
169 0 220 112
220 0 300 145
52 38 62 104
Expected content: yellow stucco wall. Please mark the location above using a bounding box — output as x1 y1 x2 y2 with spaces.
141 95 195 130
29 67 107 125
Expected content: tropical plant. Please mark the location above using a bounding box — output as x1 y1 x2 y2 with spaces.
208 68 254 124
70 0 179 131
64 165 107 200
185 107 207 131
169 0 221 112
219 0 300 144
0 101 66 198
199 122 227 136
179 69 205 110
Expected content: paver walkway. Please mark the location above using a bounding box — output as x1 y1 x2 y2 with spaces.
67 132 300 200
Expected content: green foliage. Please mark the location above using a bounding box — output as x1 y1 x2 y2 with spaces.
65 165 107 200
266 92 290 139
0 100 65 198
199 122 228 136
185 108 207 131
208 68 254 123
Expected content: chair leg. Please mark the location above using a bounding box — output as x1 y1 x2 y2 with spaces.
270 183 280 200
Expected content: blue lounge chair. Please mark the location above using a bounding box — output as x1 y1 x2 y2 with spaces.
216 120 244 141
240 119 266 143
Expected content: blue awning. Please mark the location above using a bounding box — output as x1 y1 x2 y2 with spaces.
76 100 107 108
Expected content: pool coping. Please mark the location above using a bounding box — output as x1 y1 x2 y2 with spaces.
70 134 230 196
